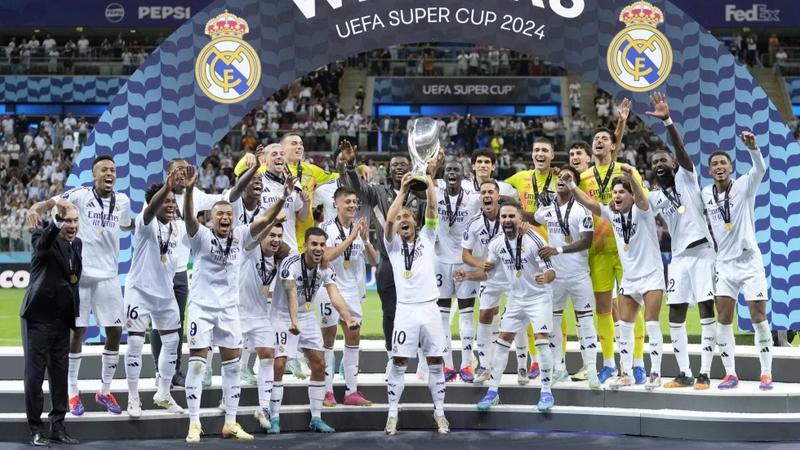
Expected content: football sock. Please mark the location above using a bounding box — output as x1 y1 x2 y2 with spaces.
387 363 406 418
68 353 81 398
551 311 565 372
125 335 145 401
427 363 446 415
535 339 553 393
343 345 359 395
618 321 634 376
597 312 616 368
324 346 335 393
576 310 598 373
717 323 736 375
753 320 773 375
646 321 663 376
257 358 274 411
669 322 691 377
100 351 119 395
458 306 475 369
476 322 491 369
699 317 716 374
185 356 206 425
157 332 179 397
221 357 241 423
489 338 512 392
308 381 325 419
634 313 645 367
270 383 284 419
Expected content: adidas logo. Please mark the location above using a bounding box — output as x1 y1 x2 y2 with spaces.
187 394 198 400
650 351 659 356
721 352 729 357
127 362 140 367
703 346 713 352
757 292 764 298
541 325 547 331
388 390 396 396
761 347 770 353
115 319 122 324
231 393 241 399
620 350 629 354
437 389 445 394
587 343 597 349
707 291 714 297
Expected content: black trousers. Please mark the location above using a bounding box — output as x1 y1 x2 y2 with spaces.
150 270 188 374
376 259 397 352
22 318 70 434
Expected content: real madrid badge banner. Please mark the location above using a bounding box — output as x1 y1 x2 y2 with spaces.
69 0 799 331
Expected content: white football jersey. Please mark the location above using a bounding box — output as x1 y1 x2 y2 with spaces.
238 245 277 319
384 224 439 304
322 218 366 302
534 199 593 278
313 180 371 224
56 187 132 279
188 224 253 309
172 187 223 272
271 253 336 319
435 187 481 264
700 149 766 262
261 172 303 252
600 204 663 280
228 194 263 227
438 178 517 198
485 230 553 300
126 213 186 299
649 167 711 257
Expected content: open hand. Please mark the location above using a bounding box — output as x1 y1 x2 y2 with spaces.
644 92 670 121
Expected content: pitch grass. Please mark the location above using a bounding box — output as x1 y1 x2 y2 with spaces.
0 289 761 346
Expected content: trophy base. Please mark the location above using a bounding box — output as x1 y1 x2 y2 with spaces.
408 176 430 192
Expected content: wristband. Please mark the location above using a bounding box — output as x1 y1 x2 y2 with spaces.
557 246 564 254
662 117 673 127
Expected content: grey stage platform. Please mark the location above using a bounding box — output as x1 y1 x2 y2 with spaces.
2 341 799 442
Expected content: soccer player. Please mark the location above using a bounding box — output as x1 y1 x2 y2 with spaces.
268 227 361 434
124 170 186 418
29 155 133 415
644 93 717 389
435 159 481 382
535 166 600 388
337 144 427 378
182 166 287 443
580 119 650 384
504 137 559 380
383 173 450 436
568 141 591 173
259 143 310 252
319 186 378 406
701 130 772 390
466 149 518 197
240 222 287 431
463 180 528 386
464 202 557 412
568 165 664 390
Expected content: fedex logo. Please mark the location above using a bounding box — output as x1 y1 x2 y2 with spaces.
724 4 780 22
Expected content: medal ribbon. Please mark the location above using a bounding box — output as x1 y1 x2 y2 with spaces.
444 189 464 229
619 209 633 247
242 204 261 224
554 198 575 239
92 188 116 229
483 212 499 240
402 236 417 274
712 183 732 225
300 255 319 307
504 234 523 273
259 248 278 288
662 186 683 211
593 162 615 201
212 231 233 267
157 221 173 258
532 170 553 208
335 217 353 263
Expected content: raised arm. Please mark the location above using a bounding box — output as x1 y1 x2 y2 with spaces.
360 219 379 266
228 145 264 203
424 175 437 221
250 175 293 237
612 98 630 161
323 217 366 263
32 199 74 252
384 173 413 240
143 169 179 225
337 140 381 207
645 92 692 172
620 164 649 210
565 174 602 217
296 189 311 222
182 166 200 237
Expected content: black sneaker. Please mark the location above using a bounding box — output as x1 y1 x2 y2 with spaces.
693 373 710 390
172 371 186 387
663 371 694 388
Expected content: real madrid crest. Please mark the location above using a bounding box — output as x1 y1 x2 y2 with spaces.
195 10 262 104
607 1 672 93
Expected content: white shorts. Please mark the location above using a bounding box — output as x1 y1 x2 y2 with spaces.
241 316 275 349
667 244 716 305
123 286 180 332
500 294 553 335
187 302 242 350
715 249 768 301
318 289 364 328
436 261 479 299
478 281 504 310
273 313 324 358
392 300 446 358
552 273 595 312
76 276 124 327
619 269 665 305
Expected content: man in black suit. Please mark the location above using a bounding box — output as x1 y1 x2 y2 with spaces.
22 199 81 447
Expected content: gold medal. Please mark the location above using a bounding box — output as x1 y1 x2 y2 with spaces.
160 254 167 263
725 223 733 232
677 205 686 215
404 270 412 279
69 274 78 284
515 270 522 278
445 225 451 233
564 235 573 244
624 244 630 252
261 285 269 295
97 228 105 235
343 260 352 270
305 302 312 311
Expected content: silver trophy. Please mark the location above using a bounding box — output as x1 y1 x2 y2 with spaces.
407 117 441 191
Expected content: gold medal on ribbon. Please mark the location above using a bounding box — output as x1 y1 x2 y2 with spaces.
305 302 312 311
725 223 733 232
343 260 352 270
403 270 412 279
515 270 522 278
261 286 269 296
69 274 78 284
97 228 105 235
160 254 167 263
624 244 630 252
677 205 686 215
564 235 573 244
